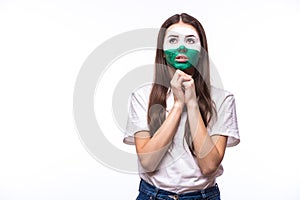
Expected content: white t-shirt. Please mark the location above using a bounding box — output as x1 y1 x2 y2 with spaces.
124 83 240 194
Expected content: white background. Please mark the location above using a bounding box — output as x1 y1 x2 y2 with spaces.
1 0 300 199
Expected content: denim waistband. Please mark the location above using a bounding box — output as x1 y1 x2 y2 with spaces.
138 179 220 200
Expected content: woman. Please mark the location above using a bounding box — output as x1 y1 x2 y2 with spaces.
124 13 240 200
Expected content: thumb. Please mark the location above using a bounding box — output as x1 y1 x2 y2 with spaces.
182 81 192 88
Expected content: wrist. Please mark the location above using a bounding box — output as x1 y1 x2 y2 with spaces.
186 100 198 109
173 101 184 111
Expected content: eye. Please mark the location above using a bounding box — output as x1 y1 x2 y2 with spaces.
168 38 178 44
186 37 196 44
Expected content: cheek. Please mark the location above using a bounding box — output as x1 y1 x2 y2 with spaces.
188 52 200 63
186 43 201 52
164 42 201 52
163 42 180 51
164 50 176 60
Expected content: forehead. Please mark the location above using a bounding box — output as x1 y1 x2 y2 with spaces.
165 23 199 37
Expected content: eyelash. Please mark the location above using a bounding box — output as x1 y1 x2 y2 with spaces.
186 38 196 44
168 38 197 44
169 38 178 44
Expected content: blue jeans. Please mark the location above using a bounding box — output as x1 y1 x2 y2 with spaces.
136 179 221 200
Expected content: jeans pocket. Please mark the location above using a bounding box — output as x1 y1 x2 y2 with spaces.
136 192 153 200
206 192 221 200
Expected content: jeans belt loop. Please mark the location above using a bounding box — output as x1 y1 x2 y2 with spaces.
152 187 159 199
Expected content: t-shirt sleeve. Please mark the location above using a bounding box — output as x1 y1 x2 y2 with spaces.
123 92 150 145
208 94 240 147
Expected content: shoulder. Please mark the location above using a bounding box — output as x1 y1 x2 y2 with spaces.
211 85 234 99
131 83 153 98
209 86 240 147
211 86 236 109
128 83 153 106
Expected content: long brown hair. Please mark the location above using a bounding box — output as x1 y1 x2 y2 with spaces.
147 13 216 155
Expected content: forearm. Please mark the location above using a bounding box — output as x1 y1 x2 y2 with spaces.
135 102 183 171
187 102 224 175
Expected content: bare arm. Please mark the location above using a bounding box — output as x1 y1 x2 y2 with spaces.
183 76 228 176
134 102 183 172
134 70 189 172
186 101 227 175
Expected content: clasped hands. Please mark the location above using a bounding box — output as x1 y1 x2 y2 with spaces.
170 69 197 108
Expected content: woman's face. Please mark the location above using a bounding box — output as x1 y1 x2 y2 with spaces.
163 22 201 71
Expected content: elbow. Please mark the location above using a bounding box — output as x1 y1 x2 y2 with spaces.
199 164 219 176
139 157 158 172
197 155 223 176
201 167 217 176
137 146 169 172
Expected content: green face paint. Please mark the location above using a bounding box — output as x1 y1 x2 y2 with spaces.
163 25 201 70
164 45 200 70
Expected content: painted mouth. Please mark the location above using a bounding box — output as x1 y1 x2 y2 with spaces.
175 54 188 62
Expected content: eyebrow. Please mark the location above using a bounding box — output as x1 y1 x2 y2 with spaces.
167 35 179 38
167 34 197 38
185 35 197 38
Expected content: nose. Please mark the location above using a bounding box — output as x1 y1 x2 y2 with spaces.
177 45 187 52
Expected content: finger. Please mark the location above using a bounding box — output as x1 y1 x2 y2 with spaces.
182 81 190 88
172 70 182 82
182 79 194 88
171 70 192 87
175 69 192 79
178 75 192 86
